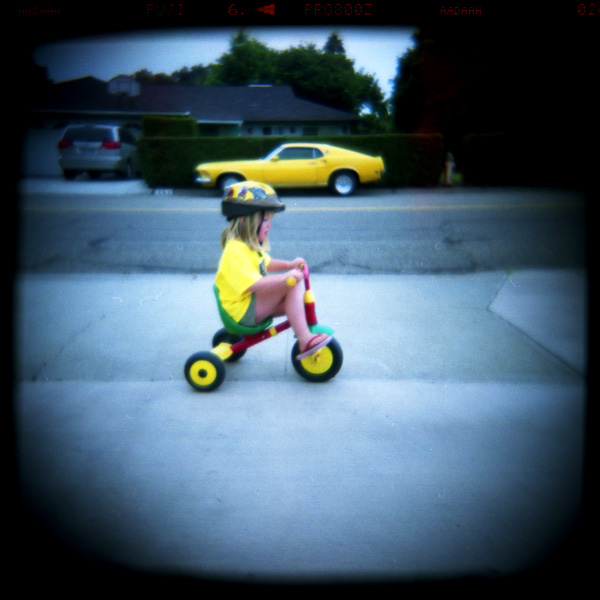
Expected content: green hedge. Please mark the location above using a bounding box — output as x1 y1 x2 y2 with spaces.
142 115 198 137
137 133 446 189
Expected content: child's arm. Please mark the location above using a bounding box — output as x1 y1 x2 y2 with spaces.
267 257 305 273
248 257 306 294
248 271 299 294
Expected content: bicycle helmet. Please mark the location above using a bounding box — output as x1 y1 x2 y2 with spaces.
222 181 285 220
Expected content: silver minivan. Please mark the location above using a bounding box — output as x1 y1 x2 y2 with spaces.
58 124 140 179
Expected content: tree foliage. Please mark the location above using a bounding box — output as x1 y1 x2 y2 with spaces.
208 31 278 85
391 28 508 147
390 25 586 149
206 31 388 121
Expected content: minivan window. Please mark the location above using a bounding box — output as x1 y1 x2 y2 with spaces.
63 127 115 143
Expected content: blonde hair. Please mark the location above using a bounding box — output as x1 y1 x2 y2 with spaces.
220 210 274 251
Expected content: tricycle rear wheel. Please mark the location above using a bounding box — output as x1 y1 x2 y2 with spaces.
212 328 246 361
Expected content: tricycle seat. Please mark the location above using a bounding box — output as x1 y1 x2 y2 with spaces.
213 285 273 336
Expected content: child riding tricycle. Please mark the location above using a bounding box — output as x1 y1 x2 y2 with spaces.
184 181 343 392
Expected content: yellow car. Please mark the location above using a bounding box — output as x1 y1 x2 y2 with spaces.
195 143 385 196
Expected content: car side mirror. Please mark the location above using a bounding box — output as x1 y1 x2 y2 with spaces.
270 156 279 162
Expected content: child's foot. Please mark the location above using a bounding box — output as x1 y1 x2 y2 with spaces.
296 334 332 360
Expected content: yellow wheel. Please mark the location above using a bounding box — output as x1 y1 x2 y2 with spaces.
291 337 343 382
184 351 225 392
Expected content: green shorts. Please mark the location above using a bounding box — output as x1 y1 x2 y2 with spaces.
238 293 257 327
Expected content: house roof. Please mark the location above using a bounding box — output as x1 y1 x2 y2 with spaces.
36 77 361 123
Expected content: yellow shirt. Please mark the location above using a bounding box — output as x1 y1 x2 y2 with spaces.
215 239 271 322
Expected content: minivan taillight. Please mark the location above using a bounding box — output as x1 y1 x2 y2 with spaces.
101 141 121 149
58 140 73 149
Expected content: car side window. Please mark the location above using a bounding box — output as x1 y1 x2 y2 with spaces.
277 147 315 160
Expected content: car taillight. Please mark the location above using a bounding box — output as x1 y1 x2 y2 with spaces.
101 141 121 149
58 140 73 149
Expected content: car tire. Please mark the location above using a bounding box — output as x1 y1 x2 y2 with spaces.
63 170 77 180
119 161 133 180
218 174 242 191
330 171 357 196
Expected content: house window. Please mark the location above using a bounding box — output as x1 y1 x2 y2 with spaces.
263 126 272 135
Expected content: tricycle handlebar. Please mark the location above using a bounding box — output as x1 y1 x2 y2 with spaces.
286 263 310 287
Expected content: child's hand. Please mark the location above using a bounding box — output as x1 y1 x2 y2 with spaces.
291 257 306 270
286 268 304 286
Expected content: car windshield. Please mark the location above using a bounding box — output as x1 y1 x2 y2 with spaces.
63 127 114 143
263 146 284 161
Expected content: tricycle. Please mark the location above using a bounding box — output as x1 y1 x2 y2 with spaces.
184 263 343 391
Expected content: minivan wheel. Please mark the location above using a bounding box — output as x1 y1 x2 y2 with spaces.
119 161 133 179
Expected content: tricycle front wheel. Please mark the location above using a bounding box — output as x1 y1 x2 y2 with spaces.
291 337 343 382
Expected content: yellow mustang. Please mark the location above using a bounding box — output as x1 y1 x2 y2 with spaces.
195 143 385 196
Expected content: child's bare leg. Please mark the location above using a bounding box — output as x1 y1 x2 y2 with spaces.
254 284 326 352
283 282 313 348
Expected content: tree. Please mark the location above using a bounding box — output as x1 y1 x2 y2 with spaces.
171 64 214 86
323 32 345 54
391 28 507 145
209 31 277 85
134 69 174 85
205 30 386 122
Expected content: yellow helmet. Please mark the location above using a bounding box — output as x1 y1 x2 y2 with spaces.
221 181 285 220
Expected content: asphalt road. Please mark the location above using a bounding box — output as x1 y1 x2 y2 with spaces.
16 182 587 274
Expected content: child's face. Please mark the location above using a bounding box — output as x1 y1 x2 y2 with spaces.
258 215 272 243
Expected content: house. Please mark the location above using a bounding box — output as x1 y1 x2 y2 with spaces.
30 75 362 137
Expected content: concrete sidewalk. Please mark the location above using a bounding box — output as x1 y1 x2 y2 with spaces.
13 270 588 585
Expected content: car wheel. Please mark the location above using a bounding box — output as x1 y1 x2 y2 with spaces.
119 161 133 179
63 170 77 180
219 174 242 191
330 171 357 196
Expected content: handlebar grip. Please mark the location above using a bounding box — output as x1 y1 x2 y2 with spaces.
286 264 308 287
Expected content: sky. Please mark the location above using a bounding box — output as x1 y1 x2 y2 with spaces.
32 27 416 101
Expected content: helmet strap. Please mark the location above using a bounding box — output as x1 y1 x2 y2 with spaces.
257 211 265 238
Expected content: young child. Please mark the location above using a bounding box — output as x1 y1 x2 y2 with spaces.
215 181 331 360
